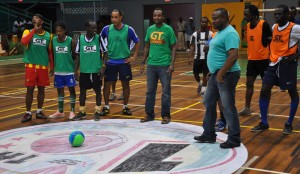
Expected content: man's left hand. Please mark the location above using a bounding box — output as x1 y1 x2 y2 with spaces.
167 64 174 76
49 69 54 77
216 71 224 83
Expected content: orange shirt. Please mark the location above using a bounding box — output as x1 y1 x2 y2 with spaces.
247 20 270 60
270 22 298 63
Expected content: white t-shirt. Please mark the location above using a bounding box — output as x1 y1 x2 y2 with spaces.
12 20 23 33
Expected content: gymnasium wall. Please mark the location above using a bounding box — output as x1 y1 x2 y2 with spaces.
57 0 300 48
264 0 299 26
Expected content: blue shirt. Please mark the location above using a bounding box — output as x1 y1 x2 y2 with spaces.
207 25 241 73
100 24 139 64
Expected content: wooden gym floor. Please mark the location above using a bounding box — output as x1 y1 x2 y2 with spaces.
0 52 300 174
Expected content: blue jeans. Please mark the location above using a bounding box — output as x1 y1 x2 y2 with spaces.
202 71 241 144
145 65 171 118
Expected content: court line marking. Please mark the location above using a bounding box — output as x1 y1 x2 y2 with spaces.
0 105 300 133
239 167 290 174
235 156 259 174
0 72 24 78
2 95 300 120
3 107 300 133
171 102 201 115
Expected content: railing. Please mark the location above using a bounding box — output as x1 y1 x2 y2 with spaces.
0 3 52 33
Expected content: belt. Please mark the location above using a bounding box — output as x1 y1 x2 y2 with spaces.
25 63 47 69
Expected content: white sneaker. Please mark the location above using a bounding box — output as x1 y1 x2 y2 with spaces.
186 49 190 52
69 111 76 120
49 111 65 119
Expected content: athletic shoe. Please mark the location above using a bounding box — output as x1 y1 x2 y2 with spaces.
161 116 171 124
21 113 32 123
220 141 240 149
69 111 76 120
194 135 216 143
251 122 269 132
238 108 251 116
117 93 124 100
186 49 190 52
109 93 117 101
140 116 155 123
122 107 132 115
49 111 65 119
100 107 110 116
36 111 47 119
72 111 87 121
94 112 101 121
282 123 293 135
215 119 226 132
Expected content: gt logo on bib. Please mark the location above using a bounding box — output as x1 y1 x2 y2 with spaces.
83 46 97 53
33 38 46 46
56 46 68 53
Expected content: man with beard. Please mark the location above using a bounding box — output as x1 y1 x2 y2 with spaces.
140 8 177 124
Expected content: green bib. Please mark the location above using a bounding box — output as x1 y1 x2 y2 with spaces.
23 31 51 66
79 34 102 73
52 36 74 73
107 24 130 59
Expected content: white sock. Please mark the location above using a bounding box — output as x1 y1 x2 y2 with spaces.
105 105 110 109
37 109 42 113
123 105 128 109
26 111 32 115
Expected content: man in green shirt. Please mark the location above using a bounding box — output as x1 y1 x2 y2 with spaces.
140 8 177 124
49 21 76 120
20 14 53 123
100 9 140 116
73 19 107 121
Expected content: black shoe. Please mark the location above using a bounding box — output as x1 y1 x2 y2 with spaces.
100 107 110 116
140 116 155 123
194 135 216 143
220 141 240 149
21 113 32 123
251 122 269 132
282 123 293 135
161 116 171 124
122 107 132 115
94 112 101 121
36 111 47 119
72 111 87 121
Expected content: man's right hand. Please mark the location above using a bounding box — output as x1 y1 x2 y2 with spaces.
189 58 194 66
75 71 79 81
140 62 145 75
206 72 211 81
34 23 42 31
